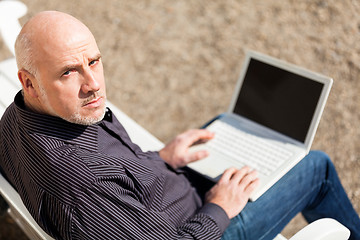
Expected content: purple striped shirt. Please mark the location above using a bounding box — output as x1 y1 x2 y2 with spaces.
0 91 229 239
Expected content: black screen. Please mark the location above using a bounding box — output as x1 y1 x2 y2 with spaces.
233 59 324 143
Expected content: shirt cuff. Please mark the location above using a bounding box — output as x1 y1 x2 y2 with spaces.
198 202 230 233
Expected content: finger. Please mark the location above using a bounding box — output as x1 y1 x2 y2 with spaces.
187 150 210 163
238 170 258 189
184 129 215 147
243 178 260 195
193 132 215 145
219 167 238 183
230 166 251 183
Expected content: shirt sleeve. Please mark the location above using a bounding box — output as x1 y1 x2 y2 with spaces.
37 158 230 239
35 134 231 239
65 182 229 240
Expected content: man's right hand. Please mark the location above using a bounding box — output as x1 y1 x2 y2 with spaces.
205 167 259 219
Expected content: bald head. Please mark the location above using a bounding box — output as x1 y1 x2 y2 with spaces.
15 11 95 77
15 11 106 125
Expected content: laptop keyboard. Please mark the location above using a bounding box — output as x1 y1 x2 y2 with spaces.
206 121 293 176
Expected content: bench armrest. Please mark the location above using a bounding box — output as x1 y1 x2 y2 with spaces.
289 218 350 240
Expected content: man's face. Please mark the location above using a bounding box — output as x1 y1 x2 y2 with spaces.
33 29 107 125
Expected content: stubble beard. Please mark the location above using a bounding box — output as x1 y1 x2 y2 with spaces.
37 81 106 125
67 101 106 126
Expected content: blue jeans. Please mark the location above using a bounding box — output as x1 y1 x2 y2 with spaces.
221 151 360 240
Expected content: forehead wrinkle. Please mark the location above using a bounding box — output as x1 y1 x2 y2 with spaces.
41 29 95 60
53 41 100 72
39 34 99 77
22 11 97 70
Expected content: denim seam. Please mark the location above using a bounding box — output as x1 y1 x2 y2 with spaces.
310 180 356 234
258 182 324 240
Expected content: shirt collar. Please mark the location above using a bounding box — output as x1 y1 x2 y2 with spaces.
14 91 101 152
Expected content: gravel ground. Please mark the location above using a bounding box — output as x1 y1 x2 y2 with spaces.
0 0 359 239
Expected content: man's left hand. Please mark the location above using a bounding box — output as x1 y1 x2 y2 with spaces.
159 129 214 169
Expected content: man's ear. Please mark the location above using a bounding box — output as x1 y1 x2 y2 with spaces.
18 69 39 98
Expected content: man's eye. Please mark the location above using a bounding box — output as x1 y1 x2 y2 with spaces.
62 69 75 77
89 60 97 66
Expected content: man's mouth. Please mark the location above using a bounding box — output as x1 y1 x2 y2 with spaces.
83 96 104 108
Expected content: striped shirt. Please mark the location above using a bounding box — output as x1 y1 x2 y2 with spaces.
0 92 229 240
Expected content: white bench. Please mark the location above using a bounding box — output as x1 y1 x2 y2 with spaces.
0 1 350 239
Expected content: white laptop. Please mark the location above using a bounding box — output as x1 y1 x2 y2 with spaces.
188 50 333 201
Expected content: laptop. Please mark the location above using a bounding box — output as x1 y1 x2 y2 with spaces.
188 50 333 201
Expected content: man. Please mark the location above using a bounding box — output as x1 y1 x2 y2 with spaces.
0 11 359 240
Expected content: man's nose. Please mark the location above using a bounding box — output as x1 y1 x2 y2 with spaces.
81 69 100 94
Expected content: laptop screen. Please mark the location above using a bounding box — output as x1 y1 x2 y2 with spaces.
233 58 324 143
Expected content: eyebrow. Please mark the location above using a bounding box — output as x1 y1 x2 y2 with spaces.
89 53 102 63
59 53 102 75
